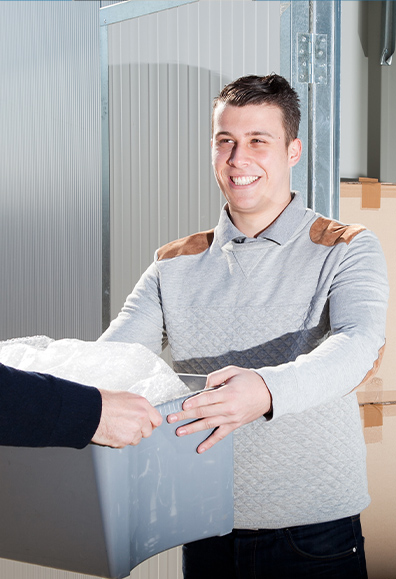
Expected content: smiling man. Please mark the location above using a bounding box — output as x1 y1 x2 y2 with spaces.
211 99 301 236
100 74 388 578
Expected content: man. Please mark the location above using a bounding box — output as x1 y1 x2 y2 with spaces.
100 74 388 578
0 363 162 448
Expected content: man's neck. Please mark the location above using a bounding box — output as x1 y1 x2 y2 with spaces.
228 196 293 238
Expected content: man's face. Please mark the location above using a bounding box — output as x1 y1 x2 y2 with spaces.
211 102 301 221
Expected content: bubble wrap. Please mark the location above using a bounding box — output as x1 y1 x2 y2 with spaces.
0 336 191 406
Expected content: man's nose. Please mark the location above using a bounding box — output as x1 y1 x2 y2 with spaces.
227 144 250 168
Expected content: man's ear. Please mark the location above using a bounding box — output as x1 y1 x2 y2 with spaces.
288 138 302 167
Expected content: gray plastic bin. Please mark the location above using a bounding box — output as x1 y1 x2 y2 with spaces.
0 375 234 578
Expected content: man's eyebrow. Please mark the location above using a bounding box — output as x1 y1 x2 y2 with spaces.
214 130 275 138
246 130 275 138
214 131 233 137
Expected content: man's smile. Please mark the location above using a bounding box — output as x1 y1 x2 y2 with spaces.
230 176 260 186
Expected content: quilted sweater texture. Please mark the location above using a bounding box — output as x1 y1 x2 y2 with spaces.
100 193 388 529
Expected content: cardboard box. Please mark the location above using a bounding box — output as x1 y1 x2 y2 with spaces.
340 180 396 579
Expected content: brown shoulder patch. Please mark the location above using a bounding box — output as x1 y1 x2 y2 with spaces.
157 229 215 261
310 217 366 246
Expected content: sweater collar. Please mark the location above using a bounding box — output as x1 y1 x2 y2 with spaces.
215 192 307 248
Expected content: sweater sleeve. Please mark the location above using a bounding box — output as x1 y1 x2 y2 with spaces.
0 363 102 448
99 261 166 354
256 230 389 420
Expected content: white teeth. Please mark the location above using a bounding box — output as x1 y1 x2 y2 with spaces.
231 176 259 186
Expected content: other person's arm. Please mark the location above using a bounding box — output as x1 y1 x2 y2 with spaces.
0 363 161 448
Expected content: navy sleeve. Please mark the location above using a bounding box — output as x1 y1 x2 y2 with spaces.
0 363 102 448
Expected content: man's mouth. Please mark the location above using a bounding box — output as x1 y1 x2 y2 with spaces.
230 176 259 186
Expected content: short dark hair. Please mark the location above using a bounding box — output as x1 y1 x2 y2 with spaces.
212 74 301 145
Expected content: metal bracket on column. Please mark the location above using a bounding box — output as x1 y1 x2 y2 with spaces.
381 0 396 66
298 33 327 84
281 1 340 219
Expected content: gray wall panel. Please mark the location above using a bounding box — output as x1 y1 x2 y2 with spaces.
0 1 102 341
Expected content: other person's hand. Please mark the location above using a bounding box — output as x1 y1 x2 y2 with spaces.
92 390 162 448
167 366 271 453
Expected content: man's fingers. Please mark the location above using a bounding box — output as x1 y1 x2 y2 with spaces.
174 417 231 453
167 390 224 425
205 365 240 389
166 366 272 451
196 425 231 454
175 413 227 437
183 390 218 410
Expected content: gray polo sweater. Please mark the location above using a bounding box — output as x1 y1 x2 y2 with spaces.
100 192 388 529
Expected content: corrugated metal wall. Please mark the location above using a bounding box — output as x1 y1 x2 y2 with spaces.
107 0 281 318
0 1 102 342
0 546 183 579
0 560 102 579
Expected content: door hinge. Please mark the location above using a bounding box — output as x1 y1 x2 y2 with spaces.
297 33 327 84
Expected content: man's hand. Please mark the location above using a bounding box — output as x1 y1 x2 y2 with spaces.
167 366 272 453
92 390 162 448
